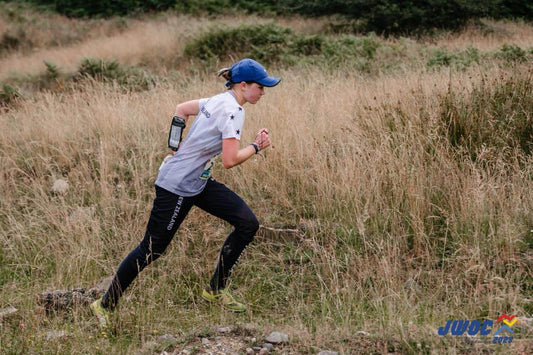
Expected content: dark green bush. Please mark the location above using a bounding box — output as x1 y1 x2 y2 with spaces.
497 43 528 62
427 46 481 69
184 22 392 71
23 0 177 17
183 23 324 64
322 34 381 68
0 28 32 56
0 83 22 109
44 61 60 80
174 0 274 16
427 49 457 67
184 23 394 72
77 57 156 90
488 0 533 21
0 32 21 51
439 69 533 161
78 57 123 79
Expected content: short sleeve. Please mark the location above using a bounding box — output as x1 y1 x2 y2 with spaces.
219 108 245 140
198 98 209 111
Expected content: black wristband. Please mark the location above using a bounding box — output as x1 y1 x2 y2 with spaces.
250 142 259 154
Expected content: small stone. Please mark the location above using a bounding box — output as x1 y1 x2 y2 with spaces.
51 179 69 194
259 348 269 355
356 330 370 337
318 351 339 355
265 331 289 344
217 326 232 333
159 334 178 346
246 348 254 355
37 289 94 310
253 346 262 351
251 337 257 343
201 338 210 345
0 306 18 319
262 343 274 350
45 330 68 341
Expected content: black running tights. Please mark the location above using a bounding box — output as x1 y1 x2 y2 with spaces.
101 178 259 309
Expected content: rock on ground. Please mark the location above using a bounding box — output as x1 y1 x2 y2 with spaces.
265 331 289 344
0 306 18 320
51 179 69 194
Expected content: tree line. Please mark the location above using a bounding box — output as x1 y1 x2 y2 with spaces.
9 0 533 35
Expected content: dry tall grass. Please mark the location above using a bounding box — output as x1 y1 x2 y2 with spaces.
1 9 532 354
437 19 533 51
0 11 329 80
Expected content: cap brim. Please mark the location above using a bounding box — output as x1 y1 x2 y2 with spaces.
257 76 281 87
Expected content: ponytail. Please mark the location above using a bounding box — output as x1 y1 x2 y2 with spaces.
217 67 232 89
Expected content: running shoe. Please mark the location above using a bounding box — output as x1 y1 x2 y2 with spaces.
201 287 246 313
90 297 111 330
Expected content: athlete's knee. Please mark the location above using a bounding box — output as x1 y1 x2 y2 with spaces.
238 212 259 240
249 215 259 234
139 231 171 259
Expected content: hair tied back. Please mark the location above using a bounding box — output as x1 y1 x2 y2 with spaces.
217 67 232 89
217 68 231 81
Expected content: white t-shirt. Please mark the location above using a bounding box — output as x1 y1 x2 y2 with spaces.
155 91 244 196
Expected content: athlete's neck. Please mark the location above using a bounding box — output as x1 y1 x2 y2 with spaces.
230 88 246 106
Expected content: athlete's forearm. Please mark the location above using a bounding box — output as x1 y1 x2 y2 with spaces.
175 100 200 123
222 144 256 169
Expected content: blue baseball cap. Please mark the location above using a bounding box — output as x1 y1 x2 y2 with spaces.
230 58 281 87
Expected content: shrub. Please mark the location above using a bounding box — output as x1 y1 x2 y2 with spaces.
76 57 156 90
0 32 21 51
0 83 22 109
322 34 381 69
44 61 60 80
184 23 396 72
427 49 457 68
498 43 528 62
183 23 324 65
427 46 482 70
78 57 124 80
0 29 32 56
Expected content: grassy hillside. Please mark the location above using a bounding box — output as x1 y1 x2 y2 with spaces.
1 3 532 354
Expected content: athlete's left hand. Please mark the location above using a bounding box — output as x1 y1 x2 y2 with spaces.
254 129 270 151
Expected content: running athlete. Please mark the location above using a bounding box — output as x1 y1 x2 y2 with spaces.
91 58 281 328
